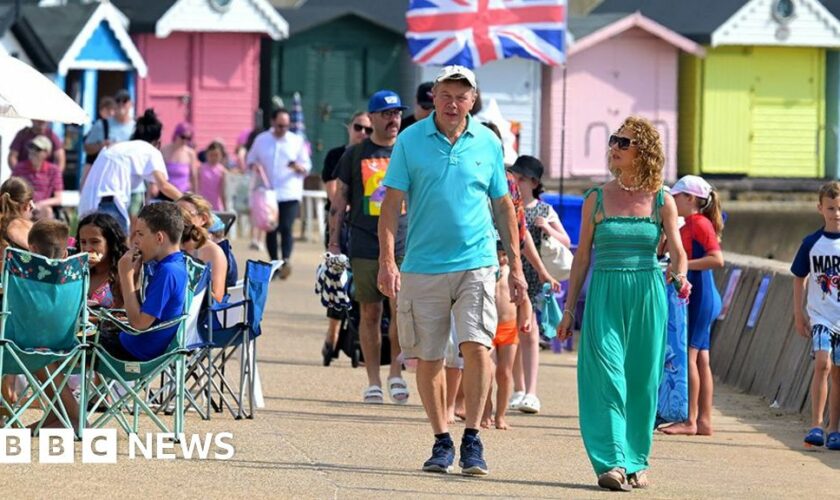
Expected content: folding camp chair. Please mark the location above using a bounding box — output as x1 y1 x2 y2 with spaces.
189 259 277 419
147 258 213 420
214 211 237 237
87 256 207 436
0 249 90 438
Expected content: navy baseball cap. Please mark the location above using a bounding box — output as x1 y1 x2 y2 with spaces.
368 90 407 113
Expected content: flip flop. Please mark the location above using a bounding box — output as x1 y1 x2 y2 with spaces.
805 427 825 447
628 470 650 489
826 432 840 450
597 467 632 492
387 376 410 405
363 385 384 404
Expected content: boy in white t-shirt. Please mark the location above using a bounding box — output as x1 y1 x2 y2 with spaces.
791 181 840 450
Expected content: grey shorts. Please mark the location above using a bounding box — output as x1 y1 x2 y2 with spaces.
396 267 498 361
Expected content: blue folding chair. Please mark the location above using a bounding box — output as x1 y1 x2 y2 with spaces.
191 259 276 419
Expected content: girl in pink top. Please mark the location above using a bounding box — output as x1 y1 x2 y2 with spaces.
198 141 227 211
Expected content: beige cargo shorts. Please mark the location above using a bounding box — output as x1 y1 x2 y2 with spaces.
396 266 498 361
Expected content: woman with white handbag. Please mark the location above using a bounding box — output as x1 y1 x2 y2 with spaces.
508 155 572 414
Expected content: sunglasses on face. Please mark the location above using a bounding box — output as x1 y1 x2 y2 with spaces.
608 134 638 150
352 123 373 134
180 134 192 141
115 98 130 104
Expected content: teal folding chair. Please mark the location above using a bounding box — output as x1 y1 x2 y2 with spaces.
0 248 90 438
87 255 207 437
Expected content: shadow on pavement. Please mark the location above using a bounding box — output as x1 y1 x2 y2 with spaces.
227 459 604 495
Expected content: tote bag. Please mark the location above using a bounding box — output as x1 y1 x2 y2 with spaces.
249 164 278 232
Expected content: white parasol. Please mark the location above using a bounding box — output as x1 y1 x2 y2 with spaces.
0 55 88 124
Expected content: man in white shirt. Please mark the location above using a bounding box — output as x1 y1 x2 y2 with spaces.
79 109 182 234
247 108 312 278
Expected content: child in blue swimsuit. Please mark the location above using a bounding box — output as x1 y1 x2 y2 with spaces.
662 175 724 437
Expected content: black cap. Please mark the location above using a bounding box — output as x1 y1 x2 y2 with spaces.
416 82 434 110
509 155 544 180
114 89 131 102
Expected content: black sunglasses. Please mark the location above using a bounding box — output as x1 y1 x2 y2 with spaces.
608 134 637 150
353 123 373 134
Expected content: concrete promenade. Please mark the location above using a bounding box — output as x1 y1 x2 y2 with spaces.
3 239 839 498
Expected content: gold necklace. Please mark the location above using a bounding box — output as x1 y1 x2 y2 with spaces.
616 175 640 192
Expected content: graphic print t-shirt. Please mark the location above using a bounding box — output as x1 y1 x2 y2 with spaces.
336 139 407 259
791 228 840 329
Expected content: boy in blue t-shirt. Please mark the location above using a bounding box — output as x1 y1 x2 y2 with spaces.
791 181 840 450
99 202 187 361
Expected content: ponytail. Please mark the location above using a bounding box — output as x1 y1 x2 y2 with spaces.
178 205 208 249
700 190 724 240
0 177 33 248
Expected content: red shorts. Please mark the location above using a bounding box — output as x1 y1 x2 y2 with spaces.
493 320 519 347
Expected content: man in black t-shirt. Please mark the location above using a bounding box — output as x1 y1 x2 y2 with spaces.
399 82 434 132
329 90 409 405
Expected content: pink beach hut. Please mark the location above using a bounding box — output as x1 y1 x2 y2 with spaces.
111 0 288 150
542 12 705 181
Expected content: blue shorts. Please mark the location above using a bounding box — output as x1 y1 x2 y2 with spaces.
811 324 840 365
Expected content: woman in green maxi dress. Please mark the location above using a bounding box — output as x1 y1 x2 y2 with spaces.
557 117 689 492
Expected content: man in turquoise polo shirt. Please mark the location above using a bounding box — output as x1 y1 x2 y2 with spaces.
378 65 527 476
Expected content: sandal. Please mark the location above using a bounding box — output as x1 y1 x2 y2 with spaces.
826 431 840 450
628 470 650 489
597 467 632 492
804 427 826 447
387 376 410 405
363 385 384 404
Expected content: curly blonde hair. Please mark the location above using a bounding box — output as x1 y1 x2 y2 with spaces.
609 116 664 192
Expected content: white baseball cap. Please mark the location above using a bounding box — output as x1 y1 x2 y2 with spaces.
434 65 477 88
671 175 713 199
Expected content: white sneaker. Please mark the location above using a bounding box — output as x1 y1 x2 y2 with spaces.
508 391 525 410
518 394 541 414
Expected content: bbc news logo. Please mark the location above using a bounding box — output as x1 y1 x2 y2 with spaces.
0 430 235 463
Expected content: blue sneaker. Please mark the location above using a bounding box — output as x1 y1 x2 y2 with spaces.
804 427 825 447
459 434 489 476
827 432 840 450
422 437 455 473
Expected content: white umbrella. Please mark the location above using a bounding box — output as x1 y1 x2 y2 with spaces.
0 55 88 124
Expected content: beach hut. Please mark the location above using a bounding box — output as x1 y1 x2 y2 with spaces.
594 0 840 178
1 1 147 183
542 12 704 181
111 0 288 150
264 0 412 171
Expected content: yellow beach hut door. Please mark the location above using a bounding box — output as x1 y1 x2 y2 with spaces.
701 46 824 177
749 47 824 177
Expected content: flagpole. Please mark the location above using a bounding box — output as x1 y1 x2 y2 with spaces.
559 63 567 199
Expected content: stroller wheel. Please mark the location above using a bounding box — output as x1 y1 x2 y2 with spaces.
321 341 333 367
351 347 361 368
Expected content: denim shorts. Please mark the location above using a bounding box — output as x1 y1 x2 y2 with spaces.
811 324 840 365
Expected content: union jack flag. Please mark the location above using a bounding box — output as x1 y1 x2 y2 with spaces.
406 0 566 68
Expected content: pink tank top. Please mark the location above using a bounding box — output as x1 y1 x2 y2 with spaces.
198 162 225 211
166 161 192 192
